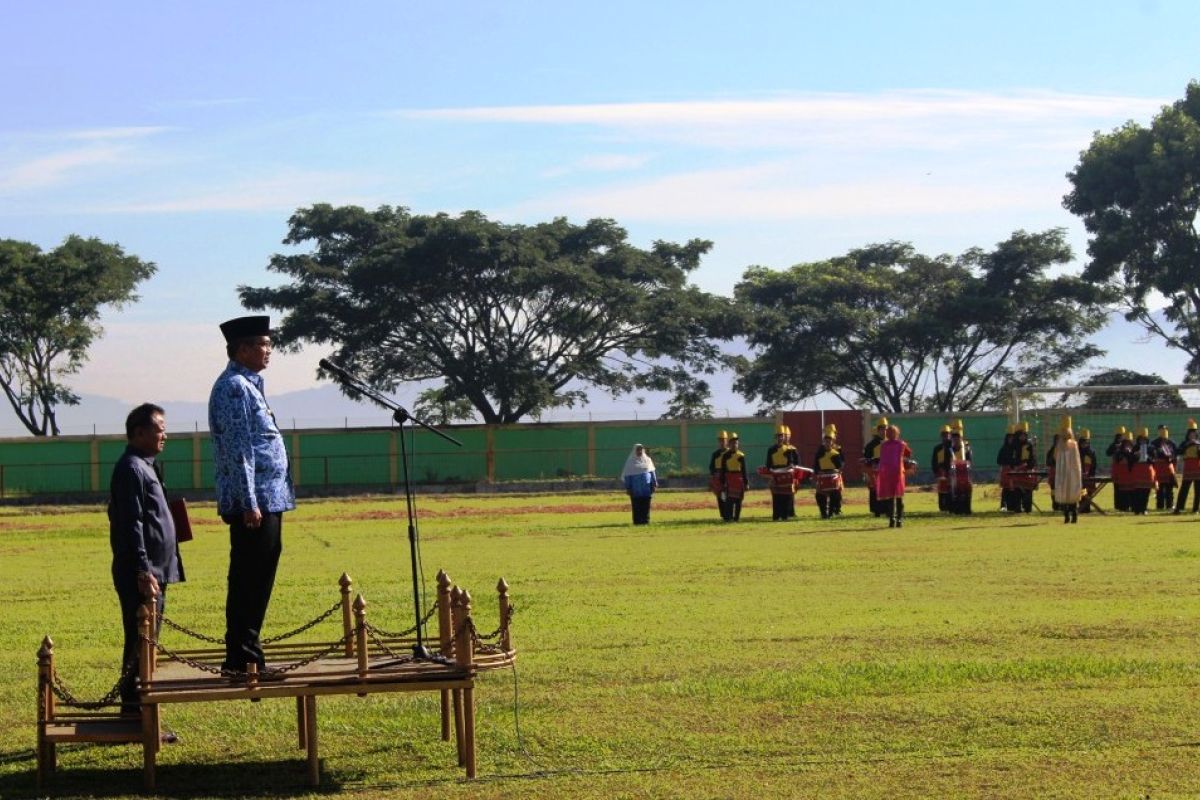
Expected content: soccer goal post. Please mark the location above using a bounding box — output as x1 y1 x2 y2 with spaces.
1008 384 1200 447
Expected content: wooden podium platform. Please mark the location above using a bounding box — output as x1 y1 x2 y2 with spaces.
36 571 516 792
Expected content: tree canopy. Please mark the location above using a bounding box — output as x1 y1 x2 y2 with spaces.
1061 368 1187 410
1064 80 1200 380
0 236 156 436
732 230 1113 414
240 205 728 424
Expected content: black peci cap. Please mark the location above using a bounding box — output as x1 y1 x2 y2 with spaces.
219 315 271 343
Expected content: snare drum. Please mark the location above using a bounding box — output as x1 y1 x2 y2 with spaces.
936 470 950 495
952 462 971 492
769 468 797 496
1009 471 1041 491
1183 457 1200 481
724 471 747 501
815 470 843 494
1129 461 1157 490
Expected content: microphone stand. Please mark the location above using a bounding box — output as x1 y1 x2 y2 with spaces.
320 360 462 661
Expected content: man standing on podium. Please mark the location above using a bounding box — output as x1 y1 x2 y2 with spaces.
209 315 295 675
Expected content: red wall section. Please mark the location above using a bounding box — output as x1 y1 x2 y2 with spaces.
781 410 866 482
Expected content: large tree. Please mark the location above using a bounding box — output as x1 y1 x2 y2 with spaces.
733 230 1112 414
0 236 156 436
1064 81 1200 380
1060 368 1187 410
240 205 727 424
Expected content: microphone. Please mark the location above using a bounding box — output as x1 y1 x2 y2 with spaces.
318 358 358 386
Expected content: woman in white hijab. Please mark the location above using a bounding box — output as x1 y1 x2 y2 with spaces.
621 443 658 525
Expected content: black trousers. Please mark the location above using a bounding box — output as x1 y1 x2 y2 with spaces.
116 575 165 712
817 491 842 518
1130 488 1151 514
771 493 793 520
1176 479 1200 512
224 512 284 670
630 495 652 524
1156 480 1175 509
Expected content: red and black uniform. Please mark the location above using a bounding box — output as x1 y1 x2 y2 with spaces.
812 442 844 519
720 445 748 522
1077 438 1099 513
1122 438 1156 515
764 440 800 521
709 446 729 520
1151 433 1178 510
1006 433 1037 513
996 433 1015 511
863 432 885 517
933 438 973 515
1174 431 1200 514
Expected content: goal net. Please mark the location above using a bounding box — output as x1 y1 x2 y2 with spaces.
1009 384 1200 455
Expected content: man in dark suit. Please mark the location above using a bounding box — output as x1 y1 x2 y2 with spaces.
109 403 184 713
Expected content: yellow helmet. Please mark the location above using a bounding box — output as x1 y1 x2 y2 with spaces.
1079 428 1091 439
1137 427 1149 439
775 424 788 436
940 424 951 434
952 418 964 432
875 417 888 429
1124 431 1134 441
1007 424 1017 435
729 432 740 441
1114 425 1126 435
823 423 837 438
718 430 729 440
1058 415 1072 432
1019 421 1029 433
1157 424 1169 437
1188 418 1198 431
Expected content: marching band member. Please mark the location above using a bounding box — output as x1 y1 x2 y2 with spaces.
1006 422 1038 513
996 425 1016 511
765 424 800 521
1111 430 1134 512
1077 428 1099 513
876 425 913 528
708 430 730 521
1151 424 1178 510
947 422 973 514
1045 432 1061 512
812 423 844 519
719 432 749 522
863 417 888 517
1053 417 1083 524
931 424 952 512
1173 420 1200 514
1124 427 1156 515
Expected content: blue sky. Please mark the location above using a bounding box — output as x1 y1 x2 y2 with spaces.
1 0 1196 418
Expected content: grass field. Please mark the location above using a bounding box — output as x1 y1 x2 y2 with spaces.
1 485 1199 799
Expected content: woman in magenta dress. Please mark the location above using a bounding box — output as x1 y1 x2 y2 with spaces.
876 425 913 528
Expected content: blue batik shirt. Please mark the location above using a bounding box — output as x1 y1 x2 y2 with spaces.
208 361 296 516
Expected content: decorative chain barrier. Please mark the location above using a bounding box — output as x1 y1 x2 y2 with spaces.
363 623 417 663
364 602 439 639
157 598 344 647
154 627 358 678
262 599 343 644
458 617 508 656
473 604 516 643
158 614 225 645
49 657 138 709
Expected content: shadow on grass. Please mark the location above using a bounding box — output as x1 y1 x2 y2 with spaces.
1 754 356 798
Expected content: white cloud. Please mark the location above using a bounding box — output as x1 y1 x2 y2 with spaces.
505 159 1063 223
394 89 1166 151
62 126 176 141
0 145 127 191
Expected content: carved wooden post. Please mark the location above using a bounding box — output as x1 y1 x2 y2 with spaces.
496 577 512 653
339 573 354 658
455 589 477 779
137 605 157 791
437 570 453 741
354 594 369 679
449 586 465 762
36 636 55 790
